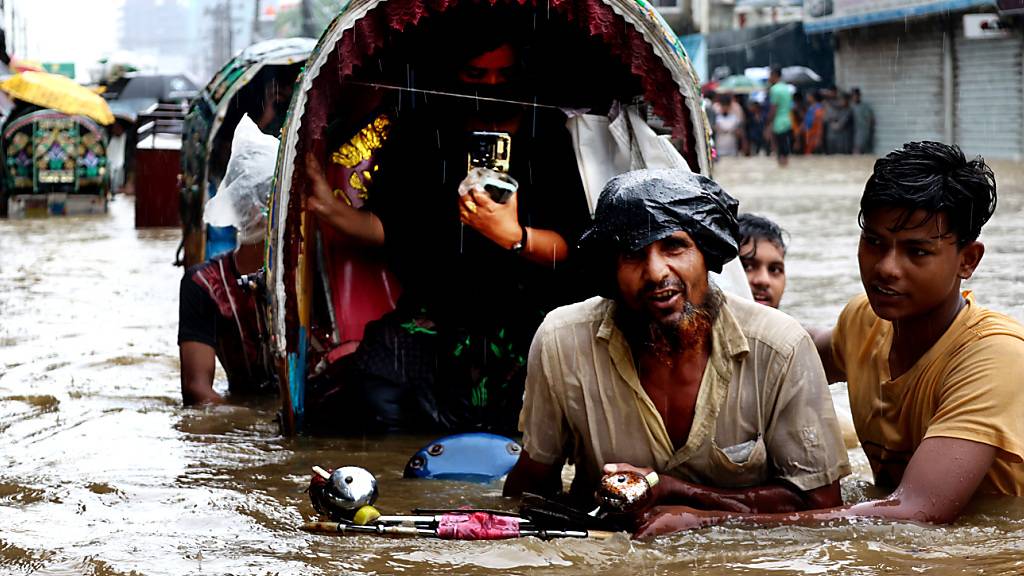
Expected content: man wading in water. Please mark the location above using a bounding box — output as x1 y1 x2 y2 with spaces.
504 169 850 521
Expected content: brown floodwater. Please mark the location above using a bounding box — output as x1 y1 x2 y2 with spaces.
1 155 1023 575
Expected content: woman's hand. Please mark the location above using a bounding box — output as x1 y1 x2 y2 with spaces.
304 153 385 246
458 186 521 249
306 153 343 224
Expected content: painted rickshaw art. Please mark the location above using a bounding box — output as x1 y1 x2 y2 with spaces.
266 0 716 434
179 37 316 269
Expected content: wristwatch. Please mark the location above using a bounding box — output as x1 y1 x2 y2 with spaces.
511 226 528 254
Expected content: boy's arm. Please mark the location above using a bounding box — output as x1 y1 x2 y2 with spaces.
808 326 845 383
634 436 996 538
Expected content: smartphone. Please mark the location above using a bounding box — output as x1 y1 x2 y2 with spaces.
468 131 512 172
467 131 515 203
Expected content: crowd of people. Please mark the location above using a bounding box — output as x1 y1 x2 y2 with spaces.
177 31 1024 541
708 66 875 166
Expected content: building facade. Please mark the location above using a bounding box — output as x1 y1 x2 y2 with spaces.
806 0 1024 159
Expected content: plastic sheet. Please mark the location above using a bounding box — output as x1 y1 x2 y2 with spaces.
578 169 740 273
204 114 279 244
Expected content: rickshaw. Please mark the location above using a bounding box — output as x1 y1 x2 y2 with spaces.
2 107 109 217
178 37 316 268
266 0 723 435
0 71 115 217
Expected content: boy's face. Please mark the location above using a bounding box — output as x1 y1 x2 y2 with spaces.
740 238 786 308
858 207 979 322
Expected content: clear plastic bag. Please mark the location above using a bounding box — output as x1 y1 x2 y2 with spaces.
457 167 518 204
204 114 280 244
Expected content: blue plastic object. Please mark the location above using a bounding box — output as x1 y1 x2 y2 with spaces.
206 224 237 260
404 433 522 483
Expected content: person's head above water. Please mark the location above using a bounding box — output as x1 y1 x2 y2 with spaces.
579 169 740 352
858 141 996 323
737 213 787 308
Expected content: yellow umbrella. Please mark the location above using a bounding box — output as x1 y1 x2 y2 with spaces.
0 71 115 125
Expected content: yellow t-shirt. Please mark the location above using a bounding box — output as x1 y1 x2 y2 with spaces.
832 291 1024 495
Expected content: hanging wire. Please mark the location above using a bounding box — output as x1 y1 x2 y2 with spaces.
344 80 565 110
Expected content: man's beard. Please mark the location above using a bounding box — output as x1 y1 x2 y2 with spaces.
618 279 724 363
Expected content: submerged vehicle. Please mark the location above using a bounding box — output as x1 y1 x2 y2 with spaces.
178 37 316 268
265 0 722 434
0 72 114 217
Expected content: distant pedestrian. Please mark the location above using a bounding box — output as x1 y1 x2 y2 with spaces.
851 88 875 154
713 94 742 157
767 67 794 167
790 91 806 155
804 92 826 155
745 100 767 156
826 92 854 155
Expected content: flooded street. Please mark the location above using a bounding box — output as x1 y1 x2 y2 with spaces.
2 155 1024 575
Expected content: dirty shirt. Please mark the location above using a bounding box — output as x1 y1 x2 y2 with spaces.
520 292 850 498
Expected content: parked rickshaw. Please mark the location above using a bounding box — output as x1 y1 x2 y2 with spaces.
0 72 114 217
265 0 720 434
179 37 316 268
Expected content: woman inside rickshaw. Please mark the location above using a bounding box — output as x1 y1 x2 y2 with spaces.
302 8 630 434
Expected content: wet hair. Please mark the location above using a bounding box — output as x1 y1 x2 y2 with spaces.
859 141 997 246
738 213 788 257
769 66 782 78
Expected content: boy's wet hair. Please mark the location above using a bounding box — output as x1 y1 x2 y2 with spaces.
738 213 787 257
860 141 996 246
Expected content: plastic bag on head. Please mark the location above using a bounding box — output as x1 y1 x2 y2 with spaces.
579 169 740 273
204 114 280 244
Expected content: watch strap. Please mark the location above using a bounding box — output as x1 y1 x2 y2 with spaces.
511 226 528 253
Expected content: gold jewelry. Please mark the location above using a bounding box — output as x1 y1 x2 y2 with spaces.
465 199 477 214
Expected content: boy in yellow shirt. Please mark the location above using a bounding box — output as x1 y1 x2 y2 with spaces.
626 141 1024 537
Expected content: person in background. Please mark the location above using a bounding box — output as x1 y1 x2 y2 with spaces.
713 94 742 158
803 91 826 155
744 100 766 156
737 213 787 309
178 116 277 405
825 92 854 155
790 90 805 156
767 67 794 167
851 88 875 155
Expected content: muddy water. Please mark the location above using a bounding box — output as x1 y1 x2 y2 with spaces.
1 156 1023 575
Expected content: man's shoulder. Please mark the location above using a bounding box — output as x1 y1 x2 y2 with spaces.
540 297 613 333
725 293 810 354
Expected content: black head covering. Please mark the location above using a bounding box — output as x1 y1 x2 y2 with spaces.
578 169 740 274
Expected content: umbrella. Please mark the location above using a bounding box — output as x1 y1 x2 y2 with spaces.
716 74 763 94
781 65 822 86
0 71 114 125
